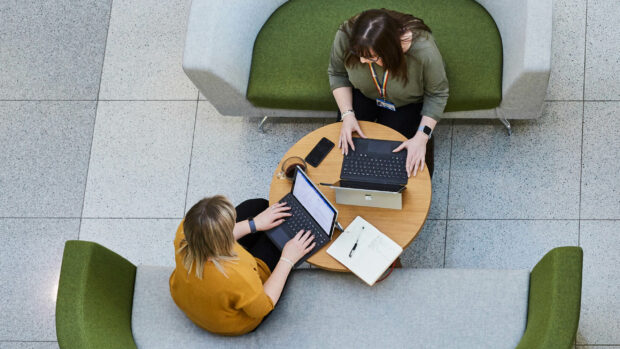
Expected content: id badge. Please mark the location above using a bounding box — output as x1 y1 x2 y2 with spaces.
376 98 396 111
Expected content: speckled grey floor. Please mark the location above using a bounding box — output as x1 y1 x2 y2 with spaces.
0 0 619 347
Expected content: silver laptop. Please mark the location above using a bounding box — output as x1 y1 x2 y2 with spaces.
323 180 406 210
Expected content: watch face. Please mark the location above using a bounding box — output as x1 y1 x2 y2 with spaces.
423 126 432 135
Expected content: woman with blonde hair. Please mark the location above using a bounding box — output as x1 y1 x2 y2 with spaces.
169 196 315 336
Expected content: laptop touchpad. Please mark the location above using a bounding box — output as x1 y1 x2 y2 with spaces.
375 141 395 153
353 138 367 152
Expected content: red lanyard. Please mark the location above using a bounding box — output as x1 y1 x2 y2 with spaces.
368 63 389 98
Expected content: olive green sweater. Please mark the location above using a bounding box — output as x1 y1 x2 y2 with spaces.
328 25 449 121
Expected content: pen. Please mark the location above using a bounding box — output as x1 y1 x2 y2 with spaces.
348 226 364 258
349 237 359 258
335 221 344 232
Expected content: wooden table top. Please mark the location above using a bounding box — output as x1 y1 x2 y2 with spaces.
269 121 432 271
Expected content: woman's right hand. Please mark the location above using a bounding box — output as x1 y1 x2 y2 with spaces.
281 230 316 264
339 113 367 155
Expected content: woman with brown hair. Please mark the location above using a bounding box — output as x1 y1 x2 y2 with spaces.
169 196 315 336
329 9 449 177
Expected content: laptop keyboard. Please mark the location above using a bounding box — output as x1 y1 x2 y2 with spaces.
280 195 329 246
342 152 408 183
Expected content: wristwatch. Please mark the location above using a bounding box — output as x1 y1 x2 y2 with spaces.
248 218 257 234
417 125 433 139
340 109 355 120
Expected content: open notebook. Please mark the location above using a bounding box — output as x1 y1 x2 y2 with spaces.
327 216 403 286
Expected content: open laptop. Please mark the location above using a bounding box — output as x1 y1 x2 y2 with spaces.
323 180 406 210
325 138 408 209
265 167 338 266
341 138 408 185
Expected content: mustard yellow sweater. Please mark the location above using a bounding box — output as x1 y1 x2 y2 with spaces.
169 222 274 335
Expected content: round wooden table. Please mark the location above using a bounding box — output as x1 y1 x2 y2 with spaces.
269 121 432 271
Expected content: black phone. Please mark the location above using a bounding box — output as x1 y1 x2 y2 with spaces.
305 137 335 167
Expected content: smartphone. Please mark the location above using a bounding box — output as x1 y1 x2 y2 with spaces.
305 137 335 167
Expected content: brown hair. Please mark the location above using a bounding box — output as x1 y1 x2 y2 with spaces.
178 195 238 279
344 9 431 83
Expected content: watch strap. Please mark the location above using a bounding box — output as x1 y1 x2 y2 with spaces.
248 218 257 234
341 109 355 119
417 125 433 139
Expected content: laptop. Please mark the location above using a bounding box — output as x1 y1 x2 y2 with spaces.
341 138 408 185
325 138 408 209
323 180 406 210
265 167 338 266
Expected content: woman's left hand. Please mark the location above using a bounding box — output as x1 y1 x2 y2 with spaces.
253 202 292 231
393 133 429 177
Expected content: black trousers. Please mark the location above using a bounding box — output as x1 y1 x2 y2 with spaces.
338 89 434 177
236 199 281 272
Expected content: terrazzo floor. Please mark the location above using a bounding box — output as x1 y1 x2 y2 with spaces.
1 0 619 347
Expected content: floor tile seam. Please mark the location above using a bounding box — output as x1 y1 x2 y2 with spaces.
444 218 581 221
0 217 81 219
544 100 585 102
545 100 620 102
96 99 200 102
578 101 585 246
183 99 199 215
0 340 58 343
0 99 97 102
582 0 588 102
579 0 588 246
443 120 455 267
80 217 183 220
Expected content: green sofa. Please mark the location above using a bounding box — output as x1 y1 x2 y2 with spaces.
56 241 581 348
183 0 552 132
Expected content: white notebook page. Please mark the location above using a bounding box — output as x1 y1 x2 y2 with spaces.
327 216 402 286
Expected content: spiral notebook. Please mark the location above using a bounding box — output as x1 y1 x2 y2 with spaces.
327 216 403 286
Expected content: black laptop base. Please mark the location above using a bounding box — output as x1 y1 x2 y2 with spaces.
341 138 408 185
265 193 330 267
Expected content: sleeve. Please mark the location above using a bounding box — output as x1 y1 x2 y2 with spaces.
232 271 275 319
239 292 275 319
328 24 353 91
419 43 449 122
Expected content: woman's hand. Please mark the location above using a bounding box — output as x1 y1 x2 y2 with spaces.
339 113 367 155
253 202 292 231
393 133 429 177
263 230 315 305
281 230 316 264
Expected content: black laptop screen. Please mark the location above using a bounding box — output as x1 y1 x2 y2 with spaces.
292 170 336 235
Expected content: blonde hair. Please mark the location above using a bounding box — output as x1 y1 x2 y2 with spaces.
178 195 238 279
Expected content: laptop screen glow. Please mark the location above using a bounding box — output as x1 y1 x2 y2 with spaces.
292 170 336 235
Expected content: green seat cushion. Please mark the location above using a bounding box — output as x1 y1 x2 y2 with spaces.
248 0 502 113
56 241 138 349
516 246 583 348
